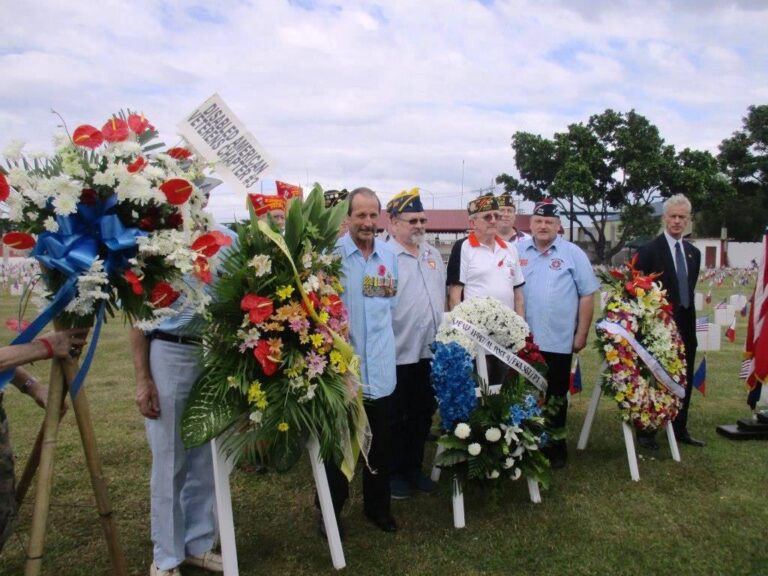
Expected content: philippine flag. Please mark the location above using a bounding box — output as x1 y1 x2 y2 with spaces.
569 357 582 395
693 357 707 395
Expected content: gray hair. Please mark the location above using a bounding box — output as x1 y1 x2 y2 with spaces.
347 187 381 215
663 194 692 214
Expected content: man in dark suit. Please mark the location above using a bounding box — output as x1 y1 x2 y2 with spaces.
635 194 705 449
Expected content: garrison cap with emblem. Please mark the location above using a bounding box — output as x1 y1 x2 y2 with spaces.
323 188 349 208
248 194 286 216
496 191 515 208
386 188 424 216
532 200 560 217
467 192 498 215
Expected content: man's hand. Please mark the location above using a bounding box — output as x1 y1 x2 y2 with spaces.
573 332 588 354
136 376 161 419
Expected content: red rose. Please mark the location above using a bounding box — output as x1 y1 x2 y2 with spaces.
254 340 279 376
101 118 130 143
150 282 180 308
2 231 36 250
160 178 193 205
79 188 98 205
138 217 156 232
72 125 104 149
127 113 152 134
240 294 274 324
0 172 9 202
167 147 192 160
165 212 183 228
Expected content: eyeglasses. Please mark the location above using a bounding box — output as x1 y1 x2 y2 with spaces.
480 213 500 222
398 217 428 225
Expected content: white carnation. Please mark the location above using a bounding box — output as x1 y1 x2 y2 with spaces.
3 140 25 161
486 470 500 479
484 427 502 443
467 443 482 456
454 422 471 439
510 467 522 480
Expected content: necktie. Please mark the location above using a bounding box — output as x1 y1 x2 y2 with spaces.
675 242 689 308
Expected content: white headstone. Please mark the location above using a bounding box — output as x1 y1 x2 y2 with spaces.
707 324 721 351
714 305 735 326
694 292 703 311
729 294 747 309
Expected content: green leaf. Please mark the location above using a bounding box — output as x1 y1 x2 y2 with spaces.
181 374 242 448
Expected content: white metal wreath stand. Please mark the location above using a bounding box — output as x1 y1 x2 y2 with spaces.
211 434 346 575
430 347 542 529
576 364 681 482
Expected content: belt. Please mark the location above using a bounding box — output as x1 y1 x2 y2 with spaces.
151 330 202 346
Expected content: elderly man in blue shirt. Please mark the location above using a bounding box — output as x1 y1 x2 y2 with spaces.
323 187 399 534
385 189 445 500
519 201 599 469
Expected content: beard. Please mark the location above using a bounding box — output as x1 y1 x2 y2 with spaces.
409 230 426 246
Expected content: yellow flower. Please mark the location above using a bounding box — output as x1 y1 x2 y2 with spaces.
247 381 268 410
278 421 290 432
310 333 325 349
318 310 330 324
276 285 295 300
605 348 619 363
329 350 347 374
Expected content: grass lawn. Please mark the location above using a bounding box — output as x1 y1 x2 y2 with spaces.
1 283 767 576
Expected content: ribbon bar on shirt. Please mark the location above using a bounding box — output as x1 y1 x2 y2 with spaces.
450 318 548 393
596 319 686 399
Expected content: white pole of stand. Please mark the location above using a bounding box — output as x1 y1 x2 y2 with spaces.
665 421 681 462
621 422 641 482
452 476 465 529
577 366 605 450
211 438 239 576
526 478 542 504
307 436 345 570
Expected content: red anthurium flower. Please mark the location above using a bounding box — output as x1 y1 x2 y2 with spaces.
5 318 30 332
240 294 274 324
101 117 130 142
165 212 183 228
254 340 279 376
160 178 193 205
150 282 180 308
127 156 147 173
2 232 35 250
0 172 9 202
194 256 212 284
80 188 98 205
609 269 624 280
127 113 151 134
209 229 233 248
124 270 143 295
167 147 193 160
72 124 104 149
191 233 220 257
326 294 344 317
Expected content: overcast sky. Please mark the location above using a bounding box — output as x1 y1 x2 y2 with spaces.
2 0 766 222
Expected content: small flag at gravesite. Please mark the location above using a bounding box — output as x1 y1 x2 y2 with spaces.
692 357 707 395
705 289 712 304
739 358 752 380
569 356 582 395
696 316 709 332
726 319 736 343
715 299 728 310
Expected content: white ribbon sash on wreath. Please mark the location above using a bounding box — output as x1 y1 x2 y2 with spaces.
450 318 548 393
596 319 686 399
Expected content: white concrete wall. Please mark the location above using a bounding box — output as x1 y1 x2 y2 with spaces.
727 242 762 268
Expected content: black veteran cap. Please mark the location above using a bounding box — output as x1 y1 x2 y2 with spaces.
386 188 424 215
532 200 560 217
324 188 349 208
496 192 515 208
468 193 498 215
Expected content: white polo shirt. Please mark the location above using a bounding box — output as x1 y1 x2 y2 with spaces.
459 232 525 310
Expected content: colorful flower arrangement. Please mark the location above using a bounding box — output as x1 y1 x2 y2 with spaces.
0 111 223 329
431 297 551 490
181 185 367 475
595 257 685 431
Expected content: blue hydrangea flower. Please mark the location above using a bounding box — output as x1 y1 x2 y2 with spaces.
431 341 477 431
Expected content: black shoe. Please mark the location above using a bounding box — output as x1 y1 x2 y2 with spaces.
542 444 568 469
318 512 345 540
637 434 660 451
364 511 398 533
676 432 705 447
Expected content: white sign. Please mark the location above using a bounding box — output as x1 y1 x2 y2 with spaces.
178 93 271 196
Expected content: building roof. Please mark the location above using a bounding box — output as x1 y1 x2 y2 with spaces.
391 209 532 233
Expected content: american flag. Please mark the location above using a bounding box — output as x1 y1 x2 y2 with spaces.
714 299 728 310
739 358 752 380
744 226 768 408
696 316 709 332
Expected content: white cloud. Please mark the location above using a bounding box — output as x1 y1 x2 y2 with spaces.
1 0 766 221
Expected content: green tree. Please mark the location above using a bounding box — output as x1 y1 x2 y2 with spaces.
497 109 732 263
697 104 768 241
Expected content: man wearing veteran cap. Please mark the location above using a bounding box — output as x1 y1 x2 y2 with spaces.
447 193 525 387
385 188 445 499
248 193 286 230
496 192 530 243
518 200 599 468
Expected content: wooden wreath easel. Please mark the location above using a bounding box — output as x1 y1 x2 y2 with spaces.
18 324 126 576
576 363 681 482
430 347 542 529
